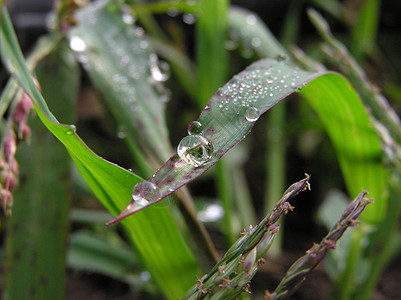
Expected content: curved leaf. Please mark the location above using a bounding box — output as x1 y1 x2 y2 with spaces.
0 8 200 299
108 58 325 223
68 0 172 163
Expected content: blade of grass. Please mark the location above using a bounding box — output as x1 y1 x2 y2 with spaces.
68 0 218 267
196 0 236 245
68 0 172 164
350 0 380 60
0 8 201 298
108 58 325 223
4 39 77 300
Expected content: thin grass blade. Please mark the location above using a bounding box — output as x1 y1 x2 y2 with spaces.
0 8 201 298
108 58 324 224
68 0 173 163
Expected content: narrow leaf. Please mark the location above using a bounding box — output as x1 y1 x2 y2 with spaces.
0 8 200 299
108 58 324 224
68 0 173 163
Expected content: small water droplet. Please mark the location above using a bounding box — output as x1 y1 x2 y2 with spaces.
69 36 87 52
245 107 260 122
135 27 144 36
251 37 261 48
276 53 288 62
183 13 196 24
246 14 257 25
187 121 203 135
177 135 213 167
132 180 156 206
117 125 127 139
167 7 179 17
66 124 76 135
150 54 170 82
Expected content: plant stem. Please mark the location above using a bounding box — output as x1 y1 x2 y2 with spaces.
264 102 286 257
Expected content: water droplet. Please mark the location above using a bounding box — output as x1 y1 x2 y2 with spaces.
177 135 213 167
167 7 179 17
150 54 170 82
66 124 76 135
245 107 260 122
132 180 156 206
246 14 257 25
276 53 288 62
183 13 196 24
251 37 261 48
117 125 127 139
187 121 203 135
135 27 144 36
69 36 87 52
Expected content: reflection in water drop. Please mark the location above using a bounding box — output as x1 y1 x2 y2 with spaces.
245 107 260 122
187 121 203 135
177 135 213 167
132 180 156 206
69 36 87 52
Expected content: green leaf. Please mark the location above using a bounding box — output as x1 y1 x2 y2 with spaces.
109 58 324 223
68 0 173 163
0 8 200 299
302 73 387 222
228 7 286 59
67 230 140 283
228 7 387 223
5 40 77 300
196 0 229 106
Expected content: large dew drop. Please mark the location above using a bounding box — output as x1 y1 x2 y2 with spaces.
132 180 156 206
187 121 203 135
245 107 260 122
177 135 213 167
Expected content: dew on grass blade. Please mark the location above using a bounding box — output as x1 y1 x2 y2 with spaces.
177 135 213 167
66 124 76 135
245 107 260 122
187 121 203 135
132 180 157 206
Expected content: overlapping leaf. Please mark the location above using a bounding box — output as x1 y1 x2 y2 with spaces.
68 0 172 163
0 8 200 299
227 6 387 223
109 58 325 223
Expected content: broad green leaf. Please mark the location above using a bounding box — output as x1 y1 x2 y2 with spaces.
109 58 325 224
0 8 200 299
68 0 173 163
301 74 387 223
5 40 77 300
228 6 387 223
